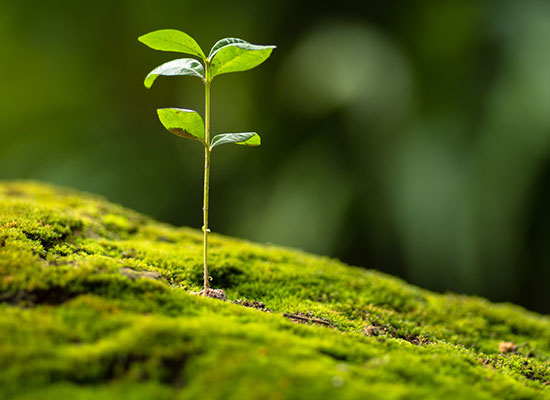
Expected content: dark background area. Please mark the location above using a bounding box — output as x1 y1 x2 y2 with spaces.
0 0 548 313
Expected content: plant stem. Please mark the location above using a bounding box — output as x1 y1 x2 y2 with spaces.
202 69 211 291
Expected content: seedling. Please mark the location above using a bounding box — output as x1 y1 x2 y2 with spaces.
139 29 275 298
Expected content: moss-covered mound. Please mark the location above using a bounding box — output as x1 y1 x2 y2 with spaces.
0 181 548 400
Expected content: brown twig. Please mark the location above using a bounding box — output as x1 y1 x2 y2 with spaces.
283 313 331 326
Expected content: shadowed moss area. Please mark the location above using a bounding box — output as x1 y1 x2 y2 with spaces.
0 180 548 400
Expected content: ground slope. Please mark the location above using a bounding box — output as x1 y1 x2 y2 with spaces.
0 181 548 400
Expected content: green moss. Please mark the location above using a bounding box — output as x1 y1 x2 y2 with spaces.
0 180 548 399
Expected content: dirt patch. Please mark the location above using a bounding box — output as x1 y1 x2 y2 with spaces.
120 267 161 281
232 299 273 312
362 320 430 345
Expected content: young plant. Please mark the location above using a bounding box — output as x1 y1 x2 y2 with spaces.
139 29 275 299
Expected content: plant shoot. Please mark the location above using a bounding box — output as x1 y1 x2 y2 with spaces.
139 29 275 298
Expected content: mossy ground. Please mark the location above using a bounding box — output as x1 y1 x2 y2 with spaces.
0 181 548 400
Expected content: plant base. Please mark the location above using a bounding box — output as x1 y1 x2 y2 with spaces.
191 288 227 301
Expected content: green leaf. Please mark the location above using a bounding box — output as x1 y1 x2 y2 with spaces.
208 38 249 59
210 132 261 149
138 29 206 59
144 58 204 89
157 108 205 142
209 40 276 78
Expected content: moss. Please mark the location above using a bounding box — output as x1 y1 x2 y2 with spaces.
0 180 548 399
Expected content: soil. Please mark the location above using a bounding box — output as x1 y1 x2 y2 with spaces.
191 287 227 301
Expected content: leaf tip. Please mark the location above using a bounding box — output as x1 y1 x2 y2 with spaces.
143 74 155 89
137 34 149 45
156 108 168 120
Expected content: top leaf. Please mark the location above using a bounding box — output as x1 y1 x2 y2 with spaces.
208 38 249 59
139 29 206 60
209 39 276 78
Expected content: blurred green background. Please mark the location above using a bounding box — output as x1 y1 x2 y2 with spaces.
0 0 548 313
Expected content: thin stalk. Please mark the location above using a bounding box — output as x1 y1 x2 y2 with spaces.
202 68 211 290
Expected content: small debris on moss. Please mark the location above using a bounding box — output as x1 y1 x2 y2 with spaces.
232 299 273 312
362 321 430 345
499 341 519 353
283 312 332 327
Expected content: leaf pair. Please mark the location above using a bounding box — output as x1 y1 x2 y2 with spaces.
139 29 275 88
157 108 260 149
